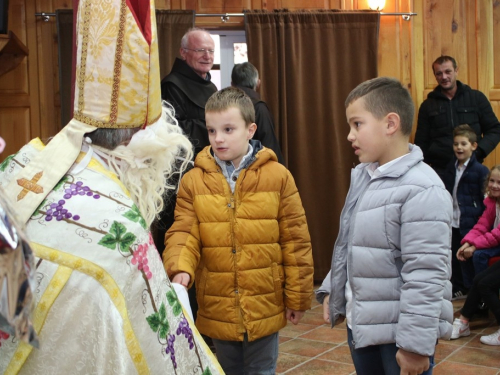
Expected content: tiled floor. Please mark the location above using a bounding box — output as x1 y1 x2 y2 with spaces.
276 292 500 374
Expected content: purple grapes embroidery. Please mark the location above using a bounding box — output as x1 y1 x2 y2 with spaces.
176 318 194 350
45 199 79 222
165 334 177 369
63 180 100 200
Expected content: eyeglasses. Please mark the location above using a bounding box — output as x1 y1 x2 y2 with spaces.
183 48 215 55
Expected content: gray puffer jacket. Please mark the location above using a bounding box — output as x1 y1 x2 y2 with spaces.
317 145 453 357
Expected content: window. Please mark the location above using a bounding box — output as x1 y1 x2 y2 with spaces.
209 31 247 90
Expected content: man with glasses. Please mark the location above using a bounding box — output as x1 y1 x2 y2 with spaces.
161 28 217 156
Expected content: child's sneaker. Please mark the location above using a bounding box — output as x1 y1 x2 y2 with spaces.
480 328 500 346
451 318 470 339
451 290 467 301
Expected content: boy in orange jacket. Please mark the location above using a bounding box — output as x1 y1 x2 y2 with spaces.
163 87 314 374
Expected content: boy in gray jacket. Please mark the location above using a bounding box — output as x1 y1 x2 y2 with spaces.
316 77 453 375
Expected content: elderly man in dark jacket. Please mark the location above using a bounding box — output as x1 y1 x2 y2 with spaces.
161 28 217 156
415 55 500 178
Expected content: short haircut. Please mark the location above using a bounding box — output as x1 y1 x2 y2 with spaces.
453 124 477 143
231 62 259 90
87 127 140 150
432 55 457 73
180 27 207 49
206 87 255 125
345 77 415 136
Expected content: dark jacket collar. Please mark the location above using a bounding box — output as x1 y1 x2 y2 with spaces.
170 57 212 83
428 80 469 100
161 58 217 108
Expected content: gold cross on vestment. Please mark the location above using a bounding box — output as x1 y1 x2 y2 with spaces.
17 171 44 201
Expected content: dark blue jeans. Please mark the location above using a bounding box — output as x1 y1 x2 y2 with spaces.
347 327 435 375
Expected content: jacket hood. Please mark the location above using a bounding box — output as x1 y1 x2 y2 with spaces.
194 139 277 172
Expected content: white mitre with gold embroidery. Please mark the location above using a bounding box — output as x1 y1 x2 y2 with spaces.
5 0 161 224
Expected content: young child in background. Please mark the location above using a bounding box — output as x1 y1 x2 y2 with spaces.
316 77 453 375
450 257 500 345
457 166 500 275
163 87 314 374
442 125 489 300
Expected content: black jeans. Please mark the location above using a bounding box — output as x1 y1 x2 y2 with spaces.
461 259 500 325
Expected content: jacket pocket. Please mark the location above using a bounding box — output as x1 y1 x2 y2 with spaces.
196 267 208 310
428 107 447 128
271 263 284 307
457 107 479 126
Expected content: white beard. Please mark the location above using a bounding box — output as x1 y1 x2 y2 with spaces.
93 106 193 227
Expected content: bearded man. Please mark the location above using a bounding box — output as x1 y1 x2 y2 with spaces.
0 0 223 373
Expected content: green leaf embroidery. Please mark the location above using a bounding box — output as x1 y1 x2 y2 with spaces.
166 290 182 317
202 367 212 375
109 221 127 239
0 154 16 172
159 303 167 323
98 221 137 252
119 232 136 253
146 312 161 332
166 290 177 305
146 302 170 339
159 320 169 339
123 204 147 229
172 303 182 316
98 234 118 250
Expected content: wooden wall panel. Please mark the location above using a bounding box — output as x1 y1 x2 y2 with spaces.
280 0 328 9
0 0 37 162
494 1 500 89
34 0 72 140
3 0 500 167
0 108 30 157
422 1 468 91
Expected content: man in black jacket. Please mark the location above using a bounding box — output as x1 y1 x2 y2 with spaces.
157 28 217 250
161 28 217 156
415 55 500 178
231 62 285 165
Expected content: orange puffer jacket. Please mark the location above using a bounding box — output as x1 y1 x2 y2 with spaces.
163 146 314 342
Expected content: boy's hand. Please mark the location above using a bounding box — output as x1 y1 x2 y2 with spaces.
286 308 305 325
321 295 345 325
172 272 190 287
322 295 330 323
396 348 429 375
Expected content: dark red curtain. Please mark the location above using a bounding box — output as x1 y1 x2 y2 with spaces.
245 10 380 281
